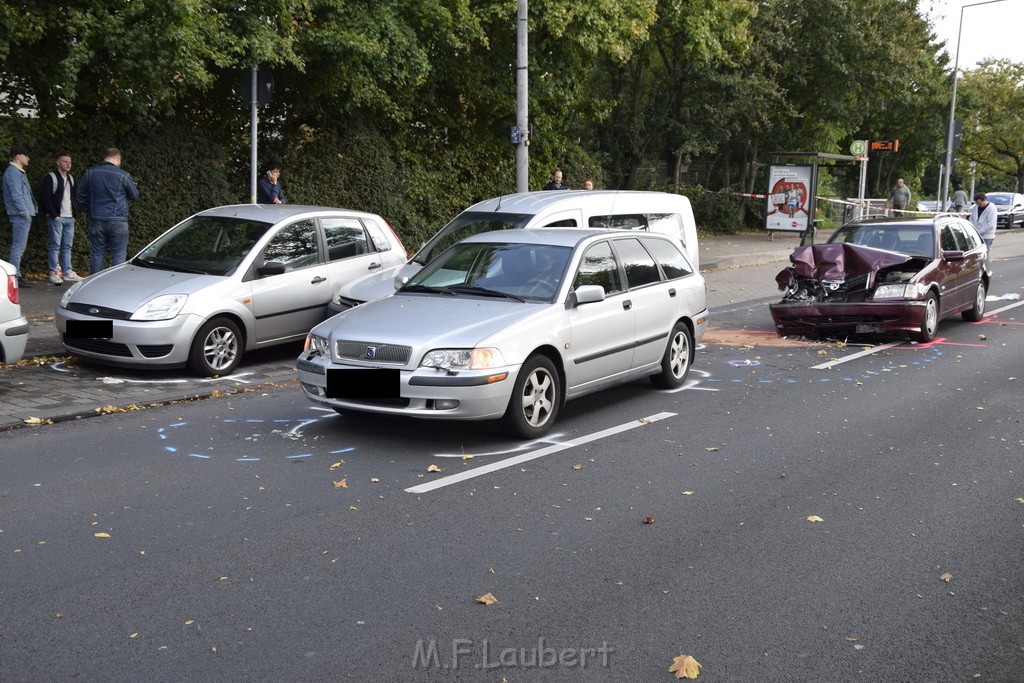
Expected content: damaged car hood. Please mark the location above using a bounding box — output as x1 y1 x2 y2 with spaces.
775 243 923 302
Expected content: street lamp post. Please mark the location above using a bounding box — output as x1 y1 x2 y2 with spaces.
942 0 1009 207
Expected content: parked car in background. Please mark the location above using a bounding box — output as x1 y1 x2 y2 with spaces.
299 228 708 438
984 192 1024 228
329 190 699 313
56 204 406 376
0 258 29 365
770 216 988 342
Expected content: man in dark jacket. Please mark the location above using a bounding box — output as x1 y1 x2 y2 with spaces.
39 152 83 284
75 148 139 274
542 169 570 191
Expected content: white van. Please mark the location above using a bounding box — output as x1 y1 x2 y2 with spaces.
330 190 699 312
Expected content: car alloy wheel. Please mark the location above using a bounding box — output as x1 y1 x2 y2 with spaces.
187 317 242 376
500 355 561 439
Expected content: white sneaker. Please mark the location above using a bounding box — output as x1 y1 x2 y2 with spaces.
62 270 83 282
49 269 64 285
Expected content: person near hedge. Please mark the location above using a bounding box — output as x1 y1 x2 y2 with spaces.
39 151 83 285
2 145 37 288
75 148 139 274
257 161 286 204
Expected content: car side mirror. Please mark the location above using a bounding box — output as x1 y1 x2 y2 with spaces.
258 260 286 277
941 250 965 262
394 275 409 290
574 285 606 305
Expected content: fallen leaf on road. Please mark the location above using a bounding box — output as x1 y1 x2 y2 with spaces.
371 478 380 483
704 447 718 452
939 572 954 583
23 417 49 425
329 462 343 470
669 654 702 679
475 593 499 605
572 464 583 470
129 632 138 639
682 491 694 496
333 479 348 488
1016 498 1024 504
94 532 111 538
96 405 126 414
806 515 825 523
427 465 442 473
643 516 655 524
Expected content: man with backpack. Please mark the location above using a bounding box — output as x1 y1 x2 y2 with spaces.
39 152 83 284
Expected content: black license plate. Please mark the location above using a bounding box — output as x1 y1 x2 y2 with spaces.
66 319 114 339
326 369 401 399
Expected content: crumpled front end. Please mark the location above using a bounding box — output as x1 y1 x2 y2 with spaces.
770 243 929 337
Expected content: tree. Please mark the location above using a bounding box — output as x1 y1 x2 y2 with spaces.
957 59 1024 192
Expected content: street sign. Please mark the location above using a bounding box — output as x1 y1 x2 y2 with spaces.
849 140 868 156
870 140 899 153
241 67 274 107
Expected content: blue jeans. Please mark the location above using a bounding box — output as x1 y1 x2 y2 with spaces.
47 216 76 273
88 219 129 274
7 215 31 277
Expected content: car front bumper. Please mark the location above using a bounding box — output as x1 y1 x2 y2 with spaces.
55 307 206 368
0 315 29 364
769 299 927 337
296 354 520 421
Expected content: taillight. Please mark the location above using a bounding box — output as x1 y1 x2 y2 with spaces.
7 274 17 305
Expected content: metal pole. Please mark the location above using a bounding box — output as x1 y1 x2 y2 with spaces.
943 0 1010 208
857 156 868 219
250 65 259 204
515 0 529 193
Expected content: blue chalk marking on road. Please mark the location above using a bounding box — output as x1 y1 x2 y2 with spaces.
165 446 177 452
246 419 264 423
330 447 356 454
224 419 238 423
159 434 167 440
287 454 313 459
237 457 261 462
189 453 211 459
273 419 291 423
157 427 165 433
169 422 188 427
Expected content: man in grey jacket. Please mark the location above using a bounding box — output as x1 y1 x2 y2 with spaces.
75 148 139 274
887 178 911 213
2 145 37 287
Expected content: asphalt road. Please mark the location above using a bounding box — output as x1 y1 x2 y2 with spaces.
2 251 1022 681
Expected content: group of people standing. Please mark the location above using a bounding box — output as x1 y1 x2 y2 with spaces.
543 169 594 191
3 146 139 287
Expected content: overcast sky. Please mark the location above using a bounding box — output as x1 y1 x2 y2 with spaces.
927 0 1024 68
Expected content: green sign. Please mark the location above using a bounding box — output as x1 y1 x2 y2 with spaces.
849 140 868 156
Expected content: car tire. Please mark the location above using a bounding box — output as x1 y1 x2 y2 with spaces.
911 293 939 343
962 279 986 322
500 355 561 439
650 321 692 389
187 317 243 376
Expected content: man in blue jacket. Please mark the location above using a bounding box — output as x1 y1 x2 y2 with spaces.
75 148 140 274
3 145 37 287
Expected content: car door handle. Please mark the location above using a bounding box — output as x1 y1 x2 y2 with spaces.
668 288 677 297
622 300 632 310
311 276 327 284
367 262 382 271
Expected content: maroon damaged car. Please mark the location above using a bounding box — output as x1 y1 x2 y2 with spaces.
770 217 988 342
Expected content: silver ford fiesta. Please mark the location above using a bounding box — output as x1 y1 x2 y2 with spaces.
297 228 708 438
55 204 406 376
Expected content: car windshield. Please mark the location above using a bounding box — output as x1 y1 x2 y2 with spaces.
986 194 1010 205
411 211 532 265
134 216 272 276
828 223 935 258
403 242 572 303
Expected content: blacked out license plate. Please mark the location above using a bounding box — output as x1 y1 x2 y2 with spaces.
325 369 401 399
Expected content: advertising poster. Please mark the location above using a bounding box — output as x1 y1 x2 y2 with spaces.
765 165 813 233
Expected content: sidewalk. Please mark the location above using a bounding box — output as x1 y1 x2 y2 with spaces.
1 232 801 431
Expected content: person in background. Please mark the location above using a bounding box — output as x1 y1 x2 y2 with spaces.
75 147 140 274
951 187 968 212
887 178 911 213
542 168 569 191
39 152 83 285
257 161 286 204
969 192 997 272
582 178 595 190
3 145 37 287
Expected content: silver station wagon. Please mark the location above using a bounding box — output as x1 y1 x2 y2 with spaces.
298 229 708 438
56 204 406 375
